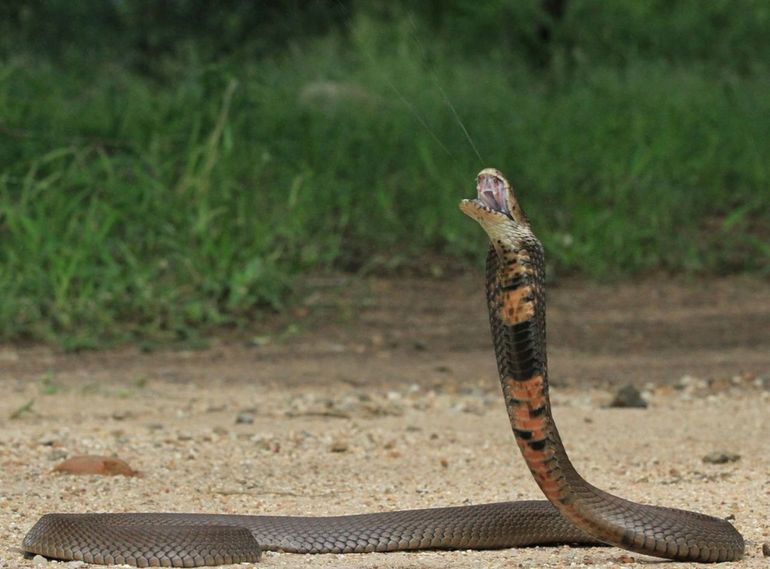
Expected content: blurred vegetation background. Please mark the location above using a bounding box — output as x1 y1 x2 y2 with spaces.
1 0 769 347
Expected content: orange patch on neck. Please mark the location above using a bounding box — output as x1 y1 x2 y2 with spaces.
500 285 535 325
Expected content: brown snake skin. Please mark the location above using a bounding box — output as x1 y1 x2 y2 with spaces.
23 169 744 566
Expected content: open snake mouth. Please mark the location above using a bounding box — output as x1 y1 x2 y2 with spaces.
477 169 511 216
459 168 514 221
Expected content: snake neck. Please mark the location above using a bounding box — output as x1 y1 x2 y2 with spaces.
485 241 743 562
486 240 627 540
485 242 581 501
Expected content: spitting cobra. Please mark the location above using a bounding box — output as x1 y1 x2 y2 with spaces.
23 169 744 566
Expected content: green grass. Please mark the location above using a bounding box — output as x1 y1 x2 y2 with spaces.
1 13 769 346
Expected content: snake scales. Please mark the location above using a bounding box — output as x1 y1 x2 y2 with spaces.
23 169 744 566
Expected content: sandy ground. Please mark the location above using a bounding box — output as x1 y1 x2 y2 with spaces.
1 275 768 568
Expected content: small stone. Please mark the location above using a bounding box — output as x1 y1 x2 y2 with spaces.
609 384 648 408
249 335 271 347
47 449 68 461
461 401 485 415
236 412 255 424
67 561 86 568
54 455 139 476
33 554 47 566
330 439 348 453
370 333 385 346
762 542 770 557
702 451 741 464
663 469 683 485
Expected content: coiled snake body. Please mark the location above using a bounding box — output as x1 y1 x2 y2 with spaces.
23 169 744 566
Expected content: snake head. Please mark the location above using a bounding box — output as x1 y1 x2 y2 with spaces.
459 168 531 242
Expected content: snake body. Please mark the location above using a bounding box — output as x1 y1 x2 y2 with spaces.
23 169 744 566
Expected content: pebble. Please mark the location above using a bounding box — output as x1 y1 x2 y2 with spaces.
763 542 770 557
450 401 485 415
609 384 648 408
33 554 47 567
236 411 255 424
47 449 68 461
702 451 741 464
54 455 139 476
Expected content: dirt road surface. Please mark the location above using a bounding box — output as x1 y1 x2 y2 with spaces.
1 275 768 568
